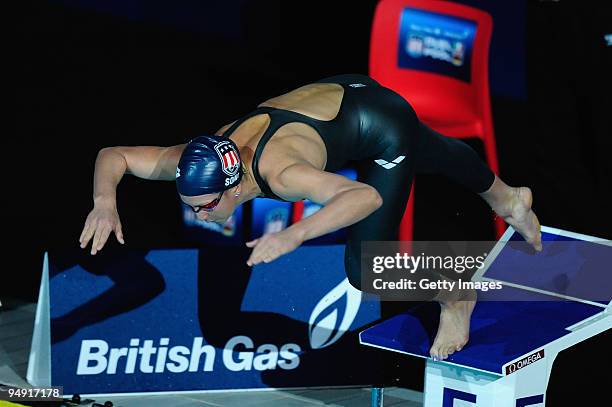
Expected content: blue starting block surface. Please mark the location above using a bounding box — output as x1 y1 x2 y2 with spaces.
360 226 612 376
360 291 601 375
486 231 612 305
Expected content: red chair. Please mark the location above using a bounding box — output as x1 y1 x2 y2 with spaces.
369 0 505 240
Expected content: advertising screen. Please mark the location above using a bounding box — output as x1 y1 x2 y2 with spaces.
398 7 477 82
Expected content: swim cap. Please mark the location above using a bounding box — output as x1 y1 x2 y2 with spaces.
176 135 243 196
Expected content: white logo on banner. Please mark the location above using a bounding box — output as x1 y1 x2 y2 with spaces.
308 278 362 349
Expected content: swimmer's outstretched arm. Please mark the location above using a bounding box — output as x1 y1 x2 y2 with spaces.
79 144 186 255
246 163 382 266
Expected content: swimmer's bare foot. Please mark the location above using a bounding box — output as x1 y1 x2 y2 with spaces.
430 289 477 361
480 176 542 251
502 187 542 251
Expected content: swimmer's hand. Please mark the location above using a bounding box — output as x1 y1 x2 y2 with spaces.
246 228 304 266
79 200 125 255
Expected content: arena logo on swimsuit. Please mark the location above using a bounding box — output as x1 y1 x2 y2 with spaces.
75 336 301 375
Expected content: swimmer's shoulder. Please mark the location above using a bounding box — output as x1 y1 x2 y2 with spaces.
263 160 318 202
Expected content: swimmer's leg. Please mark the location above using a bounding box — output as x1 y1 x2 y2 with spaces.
343 116 442 299
414 122 542 359
343 155 414 291
344 123 473 360
415 123 542 251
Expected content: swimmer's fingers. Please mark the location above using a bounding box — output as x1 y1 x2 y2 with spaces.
534 231 543 252
79 217 95 248
245 239 259 248
90 224 104 255
246 245 263 266
114 221 125 245
246 253 259 267
246 238 262 265
262 250 279 263
91 222 112 255
247 233 298 266
259 245 280 263
247 237 270 266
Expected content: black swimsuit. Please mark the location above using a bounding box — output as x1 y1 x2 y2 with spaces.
223 74 495 296
222 74 381 200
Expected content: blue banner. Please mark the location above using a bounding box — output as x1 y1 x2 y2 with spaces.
48 246 380 394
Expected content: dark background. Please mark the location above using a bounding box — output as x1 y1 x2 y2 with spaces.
11 0 611 401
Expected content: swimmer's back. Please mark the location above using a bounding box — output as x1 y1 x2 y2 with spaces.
220 74 419 199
